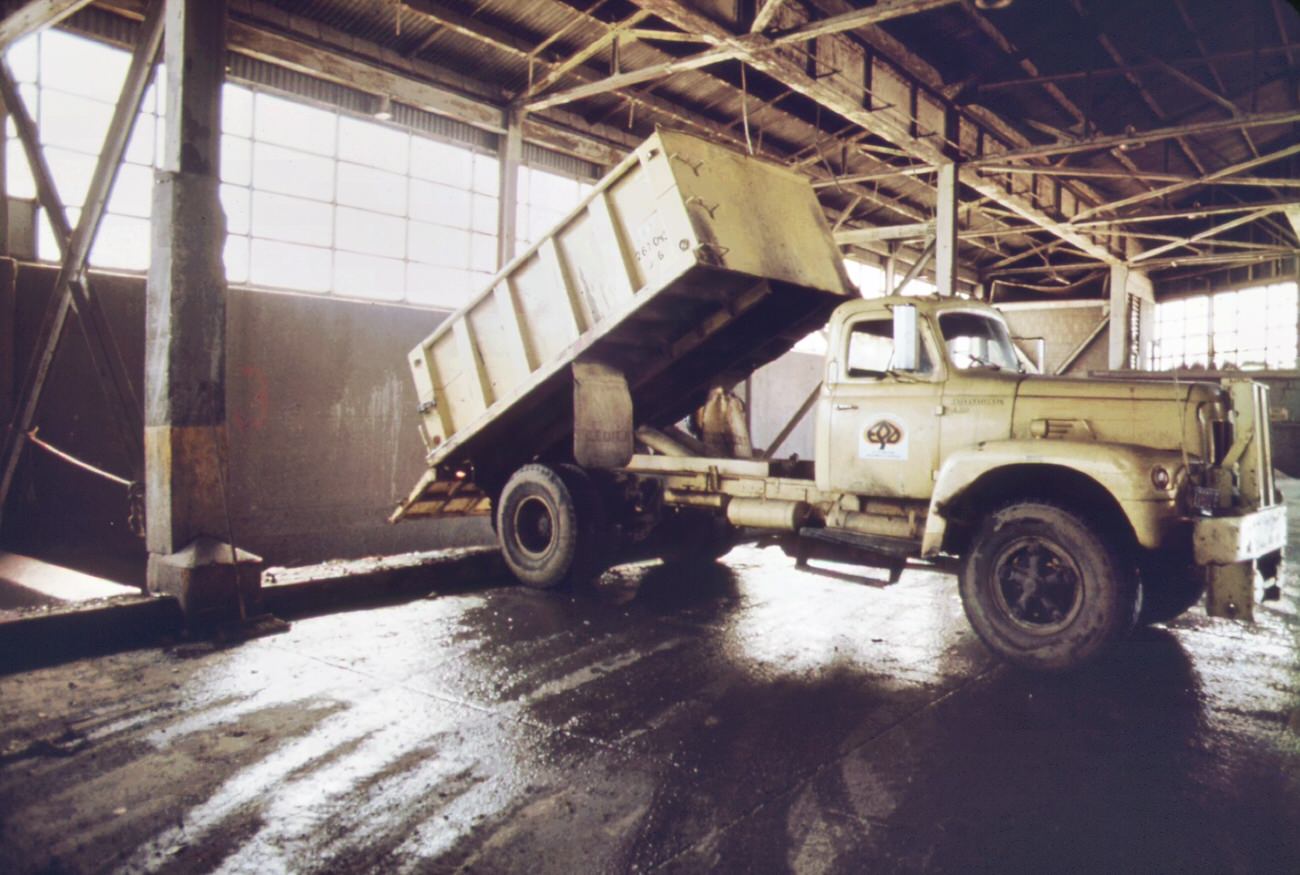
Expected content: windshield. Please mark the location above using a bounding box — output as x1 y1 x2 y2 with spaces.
938 311 1025 372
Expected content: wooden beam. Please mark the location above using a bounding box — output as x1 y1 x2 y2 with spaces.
975 43 1300 92
976 164 1300 188
1131 208 1282 264
0 0 94 49
518 9 651 101
1071 141 1300 222
770 0 960 45
631 0 1124 265
525 44 739 111
750 0 788 33
969 110 1300 165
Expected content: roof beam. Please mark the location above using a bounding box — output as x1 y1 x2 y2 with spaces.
968 110 1300 165
517 9 652 101
630 0 1123 265
749 0 788 33
976 164 1300 188
768 0 960 44
1130 208 1282 264
975 43 1300 92
1071 141 1300 222
525 44 740 111
0 0 94 49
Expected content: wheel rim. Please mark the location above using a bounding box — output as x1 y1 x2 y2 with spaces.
990 536 1084 634
513 496 556 557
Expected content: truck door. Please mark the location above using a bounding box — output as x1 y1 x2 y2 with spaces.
821 314 943 499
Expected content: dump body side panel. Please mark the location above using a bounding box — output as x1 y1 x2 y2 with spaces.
395 130 854 520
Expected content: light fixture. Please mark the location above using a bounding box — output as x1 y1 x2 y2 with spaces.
373 94 393 121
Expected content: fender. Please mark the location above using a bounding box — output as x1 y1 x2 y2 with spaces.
920 440 1185 557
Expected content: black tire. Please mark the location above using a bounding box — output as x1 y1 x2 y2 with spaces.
1136 557 1206 625
495 464 606 589
959 502 1138 672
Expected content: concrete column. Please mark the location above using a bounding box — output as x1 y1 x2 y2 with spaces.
146 0 258 618
496 107 523 268
935 162 958 296
1108 262 1154 369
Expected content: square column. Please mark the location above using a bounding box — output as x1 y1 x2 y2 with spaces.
146 0 260 618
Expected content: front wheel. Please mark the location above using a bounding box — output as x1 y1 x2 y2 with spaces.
959 502 1137 672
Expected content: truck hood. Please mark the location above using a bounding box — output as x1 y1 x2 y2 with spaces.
1011 375 1222 452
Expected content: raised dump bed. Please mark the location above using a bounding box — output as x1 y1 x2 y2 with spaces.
394 129 854 521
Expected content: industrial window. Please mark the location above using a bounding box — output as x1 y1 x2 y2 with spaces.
7 28 501 309
1154 282 1298 370
514 164 594 256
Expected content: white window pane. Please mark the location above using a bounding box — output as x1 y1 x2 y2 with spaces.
337 162 406 215
410 178 470 226
89 214 150 271
252 142 334 200
410 136 472 186
406 262 472 309
338 115 408 174
125 112 156 167
473 154 499 197
225 234 250 284
8 139 36 199
37 206 80 261
107 162 154 218
470 232 496 273
334 251 405 300
254 92 336 155
530 168 577 206
252 190 333 247
250 239 331 292
335 206 405 258
408 221 468 268
222 135 252 186
221 184 252 235
471 194 497 235
41 32 127 103
9 34 38 84
46 147 96 207
223 84 254 138
41 90 113 154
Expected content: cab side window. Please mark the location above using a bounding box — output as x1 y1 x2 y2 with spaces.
846 319 933 378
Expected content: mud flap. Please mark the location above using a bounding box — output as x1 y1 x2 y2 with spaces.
573 360 633 468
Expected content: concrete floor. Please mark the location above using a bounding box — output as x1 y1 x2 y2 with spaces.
2 518 1299 874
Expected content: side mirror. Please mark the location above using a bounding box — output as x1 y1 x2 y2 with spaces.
893 304 919 371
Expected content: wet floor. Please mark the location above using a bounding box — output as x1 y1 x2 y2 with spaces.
2 519 1299 873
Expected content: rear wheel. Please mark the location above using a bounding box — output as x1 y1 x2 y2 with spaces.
496 464 607 589
959 502 1138 672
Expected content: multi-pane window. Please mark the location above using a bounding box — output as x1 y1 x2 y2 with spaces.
7 28 502 310
1154 282 1298 370
514 164 594 255
6 30 160 271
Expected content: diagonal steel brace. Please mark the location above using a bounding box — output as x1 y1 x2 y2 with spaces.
0 0 164 530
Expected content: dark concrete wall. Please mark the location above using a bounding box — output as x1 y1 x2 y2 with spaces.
2 262 490 583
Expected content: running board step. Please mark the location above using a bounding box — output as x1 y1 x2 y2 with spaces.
797 527 920 559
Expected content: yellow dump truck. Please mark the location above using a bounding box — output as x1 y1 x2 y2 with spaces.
392 129 1285 672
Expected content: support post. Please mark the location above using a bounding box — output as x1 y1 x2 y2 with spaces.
1108 260 1154 369
935 161 958 296
146 0 259 619
497 107 524 268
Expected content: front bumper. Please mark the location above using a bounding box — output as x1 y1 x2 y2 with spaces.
1192 504 1287 565
1191 505 1286 620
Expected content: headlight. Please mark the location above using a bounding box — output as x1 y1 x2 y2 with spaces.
1151 466 1172 490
